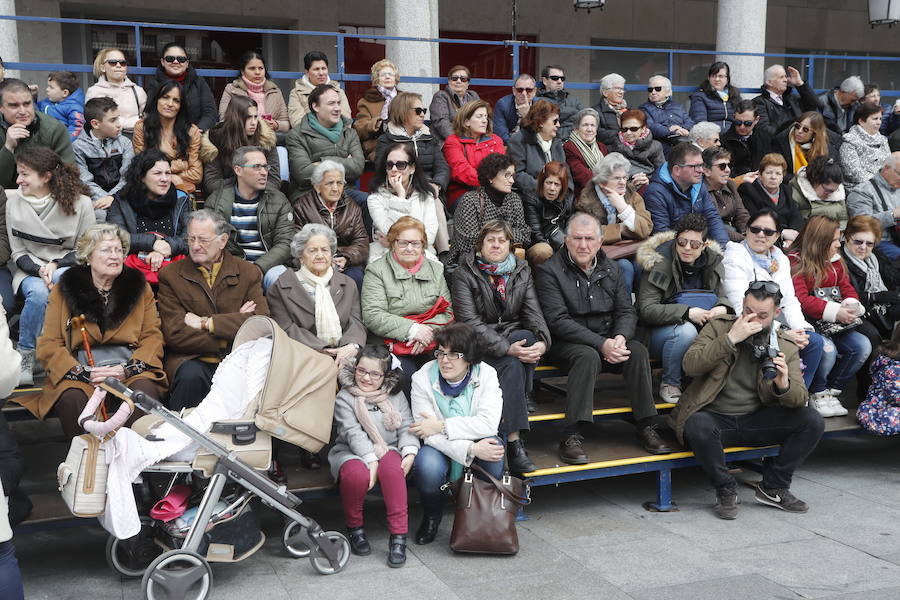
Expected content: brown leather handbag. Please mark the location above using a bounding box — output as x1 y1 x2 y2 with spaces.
449 462 530 555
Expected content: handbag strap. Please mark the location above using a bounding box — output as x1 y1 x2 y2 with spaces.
466 463 530 506
81 435 101 494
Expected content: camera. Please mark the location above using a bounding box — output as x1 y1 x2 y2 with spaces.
749 334 778 380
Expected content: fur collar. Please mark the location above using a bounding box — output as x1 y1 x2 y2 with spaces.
58 265 147 332
636 230 723 270
362 86 387 103
338 354 403 395
794 167 846 203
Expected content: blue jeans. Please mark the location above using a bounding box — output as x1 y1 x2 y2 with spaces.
17 267 68 350
262 264 287 294
412 440 504 518
616 258 635 297
876 240 900 260
0 268 14 314
0 540 25 600
799 331 825 391
815 331 872 392
648 322 698 386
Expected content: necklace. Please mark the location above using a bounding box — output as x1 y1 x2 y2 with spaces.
97 287 111 304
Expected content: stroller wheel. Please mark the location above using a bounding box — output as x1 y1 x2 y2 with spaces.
106 518 161 578
142 549 213 600
309 531 350 575
281 521 312 558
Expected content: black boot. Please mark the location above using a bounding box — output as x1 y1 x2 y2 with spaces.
347 526 371 556
387 534 407 567
300 449 322 470
415 515 441 545
507 438 536 474
526 392 537 414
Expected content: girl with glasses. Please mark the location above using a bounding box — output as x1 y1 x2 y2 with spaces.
354 59 403 162
85 48 147 137
689 61 743 133
774 111 837 178
592 72 629 145
604 109 665 191
428 65 480 145
145 42 217 133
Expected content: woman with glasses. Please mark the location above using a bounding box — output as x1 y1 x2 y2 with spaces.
329 344 418 566
291 161 368 287
508 100 573 206
408 322 505 545
689 61 743 133
268 223 366 369
773 111 838 178
790 155 848 225
592 73 628 145
354 59 403 161
217 51 289 133
428 65 480 145
144 42 217 133
85 48 147 137
702 147 749 242
443 99 506 209
637 214 730 403
361 217 454 389
564 108 608 198
841 215 900 341
132 81 203 195
738 153 804 248
722 208 827 394
604 109 665 191
789 216 873 416
368 143 440 263
447 153 531 266
640 75 695 153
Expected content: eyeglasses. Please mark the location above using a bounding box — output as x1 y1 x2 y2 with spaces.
449 75 469 82
647 86 664 92
677 163 704 170
734 120 755 127
434 350 465 361
105 59 127 67
515 87 535 94
621 126 641 132
748 225 779 237
748 280 781 295
386 160 410 171
354 367 384 380
412 107 427 116
496 170 515 180
712 162 730 171
552 118 560 125
849 238 875 248
240 163 268 171
394 239 423 249
547 75 566 82
163 55 188 64
676 237 704 249
794 124 812 133
187 235 220 246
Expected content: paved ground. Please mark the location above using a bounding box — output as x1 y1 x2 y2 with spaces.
13 432 900 600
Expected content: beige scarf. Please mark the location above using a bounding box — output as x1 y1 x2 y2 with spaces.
296 265 343 347
348 384 402 459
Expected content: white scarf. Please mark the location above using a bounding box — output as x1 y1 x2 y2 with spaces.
297 265 343 346
18 189 53 215
537 135 553 162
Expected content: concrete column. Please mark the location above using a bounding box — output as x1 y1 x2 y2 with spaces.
385 0 439 106
0 0 20 79
715 0 767 93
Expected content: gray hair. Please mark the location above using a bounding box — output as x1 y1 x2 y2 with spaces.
574 107 600 129
514 73 535 85
564 211 603 239
649 75 672 93
690 121 720 145
290 223 338 259
839 75 864 97
75 222 131 265
310 160 346 187
187 208 229 236
763 64 784 83
592 152 631 185
883 152 900 171
599 73 626 91
232 145 266 168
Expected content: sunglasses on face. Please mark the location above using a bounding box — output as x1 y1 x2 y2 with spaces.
105 59 127 67
515 87 535 94
849 238 875 248
735 120 755 127
450 75 469 82
647 86 664 92
712 162 730 172
547 75 566 81
794 124 812 133
412 107 427 116
676 237 704 249
164 55 188 63
621 126 641 132
748 225 779 237
386 160 410 171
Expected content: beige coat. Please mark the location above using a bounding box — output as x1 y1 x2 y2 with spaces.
218 78 290 133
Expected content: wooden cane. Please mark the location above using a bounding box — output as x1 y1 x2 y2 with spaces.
70 314 107 420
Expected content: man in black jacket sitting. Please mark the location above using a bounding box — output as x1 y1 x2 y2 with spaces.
752 65 820 139
535 212 671 464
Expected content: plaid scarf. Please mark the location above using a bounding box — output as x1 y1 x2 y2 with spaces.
476 253 516 301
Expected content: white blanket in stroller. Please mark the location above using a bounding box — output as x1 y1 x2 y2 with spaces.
100 337 273 539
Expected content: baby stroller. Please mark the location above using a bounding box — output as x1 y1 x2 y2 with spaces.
94 316 349 599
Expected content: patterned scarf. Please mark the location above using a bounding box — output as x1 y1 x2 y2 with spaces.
569 130 603 169
843 245 887 294
378 86 398 120
348 383 402 460
241 76 267 111
476 253 517 301
742 240 779 274
296 265 343 346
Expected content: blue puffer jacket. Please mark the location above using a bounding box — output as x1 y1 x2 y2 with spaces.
37 87 85 139
688 89 734 133
642 162 729 247
640 99 695 142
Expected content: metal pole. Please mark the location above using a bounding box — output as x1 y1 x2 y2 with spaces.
133 24 143 84
511 0 518 41
512 42 520 80
336 33 345 87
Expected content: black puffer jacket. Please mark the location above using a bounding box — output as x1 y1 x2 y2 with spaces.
751 82 820 139
535 248 636 348
145 65 218 132
722 125 773 176
451 253 551 358
523 191 573 249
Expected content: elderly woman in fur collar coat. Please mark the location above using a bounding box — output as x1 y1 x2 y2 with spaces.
635 214 730 404
20 223 166 438
328 345 418 567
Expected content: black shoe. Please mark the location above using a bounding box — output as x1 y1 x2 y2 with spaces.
387 534 407 568
714 486 740 520
507 439 537 474
638 423 673 455
558 433 588 465
347 526 371 555
526 392 537 414
754 484 809 513
415 516 441 545
300 449 322 470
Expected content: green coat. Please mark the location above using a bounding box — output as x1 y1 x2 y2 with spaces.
635 231 729 326
286 115 365 198
790 167 848 228
361 253 454 341
669 315 808 443
0 112 76 188
204 183 295 274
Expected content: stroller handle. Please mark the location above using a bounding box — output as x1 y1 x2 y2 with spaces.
101 377 163 412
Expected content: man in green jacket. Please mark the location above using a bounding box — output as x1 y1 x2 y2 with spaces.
671 281 824 520
0 78 75 188
204 146 295 292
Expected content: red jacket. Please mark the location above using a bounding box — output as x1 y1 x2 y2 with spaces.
564 138 608 198
788 253 858 322
443 133 506 208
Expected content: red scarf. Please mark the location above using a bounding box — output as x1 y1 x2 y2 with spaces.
393 252 424 274
171 72 187 84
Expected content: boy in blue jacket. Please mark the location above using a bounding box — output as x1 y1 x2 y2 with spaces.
36 71 84 140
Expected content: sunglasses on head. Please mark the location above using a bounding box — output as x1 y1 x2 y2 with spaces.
676 237 704 249
748 280 781 295
105 59 127 67
412 107 427 116
748 225 778 237
547 75 566 81
735 119 755 127
386 160 410 171
164 55 188 63
647 86 664 92
621 126 641 132
515 87 535 94
449 75 469 82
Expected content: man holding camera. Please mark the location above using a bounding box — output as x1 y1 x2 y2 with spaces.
670 281 825 520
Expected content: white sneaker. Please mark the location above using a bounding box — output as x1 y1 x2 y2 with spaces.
659 383 682 404
809 391 836 417
827 389 848 416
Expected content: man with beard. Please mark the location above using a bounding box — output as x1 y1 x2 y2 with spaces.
669 281 825 520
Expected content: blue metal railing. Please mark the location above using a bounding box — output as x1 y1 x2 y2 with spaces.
2 14 900 97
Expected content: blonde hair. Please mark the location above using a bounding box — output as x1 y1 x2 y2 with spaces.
92 48 125 79
370 59 400 85
76 223 131 264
